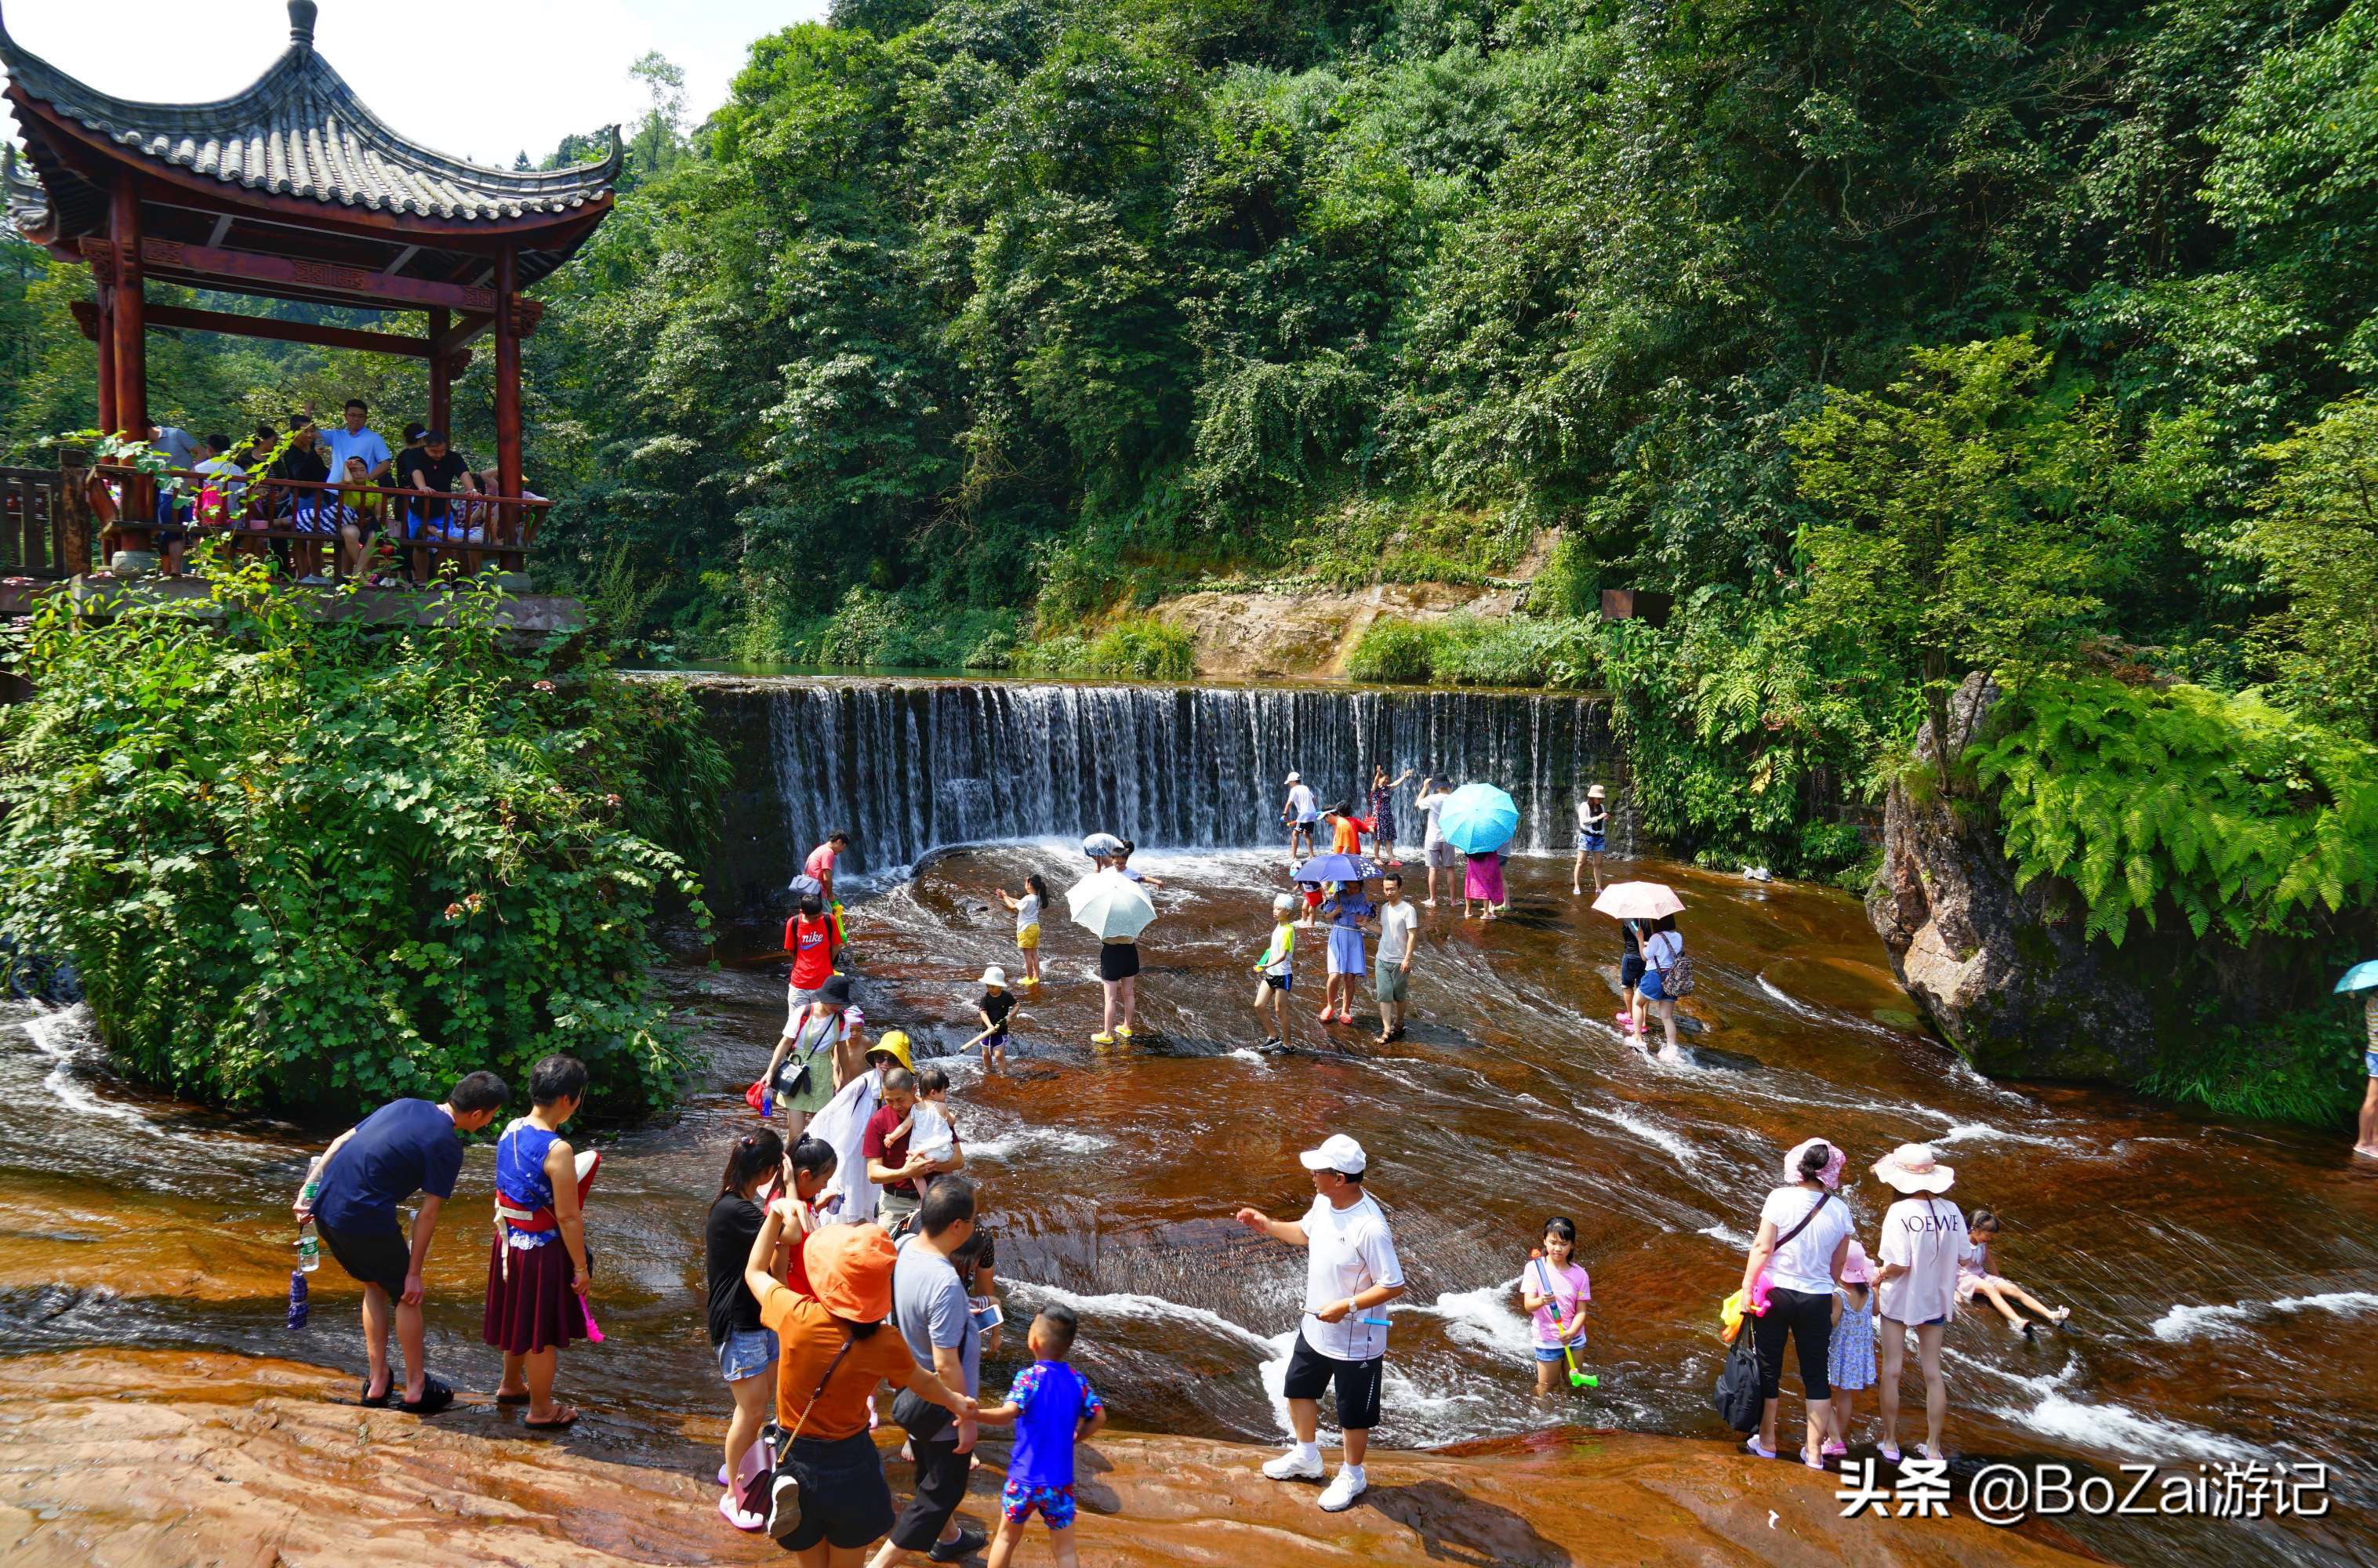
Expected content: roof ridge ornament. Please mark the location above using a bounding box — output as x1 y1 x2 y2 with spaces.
289 1 318 49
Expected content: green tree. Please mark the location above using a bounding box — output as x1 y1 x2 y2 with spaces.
2245 395 2378 735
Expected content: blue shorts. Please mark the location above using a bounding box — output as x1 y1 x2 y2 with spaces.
1639 968 1671 1002
1001 1480 1076 1530
1533 1338 1586 1363
1261 973 1293 993
2365 1050 2378 1079
716 1326 778 1382
1581 833 1607 853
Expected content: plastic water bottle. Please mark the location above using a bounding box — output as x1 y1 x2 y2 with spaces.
296 1227 320 1273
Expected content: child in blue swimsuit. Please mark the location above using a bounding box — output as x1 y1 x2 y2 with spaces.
980 1305 1105 1568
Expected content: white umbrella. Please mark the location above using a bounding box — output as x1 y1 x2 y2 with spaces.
1591 881 1686 920
1081 832 1125 858
1068 867 1156 942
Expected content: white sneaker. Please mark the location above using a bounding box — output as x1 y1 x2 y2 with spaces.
1262 1446 1326 1482
1318 1466 1367 1512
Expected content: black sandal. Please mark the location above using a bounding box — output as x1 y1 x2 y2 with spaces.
358 1379 393 1409
398 1374 456 1417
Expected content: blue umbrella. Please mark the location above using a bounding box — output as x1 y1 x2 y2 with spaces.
1438 782 1519 855
1294 853 1378 884
2336 960 2378 995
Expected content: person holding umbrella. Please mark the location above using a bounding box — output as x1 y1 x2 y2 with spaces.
1436 782 1519 921
2341 961 2378 1158
1317 878 1372 1027
1069 865 1156 1044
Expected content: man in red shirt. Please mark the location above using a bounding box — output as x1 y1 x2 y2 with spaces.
783 894 837 1000
864 1069 930 1232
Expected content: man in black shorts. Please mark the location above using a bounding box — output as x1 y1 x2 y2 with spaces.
1232 1133 1406 1512
295 1071 507 1413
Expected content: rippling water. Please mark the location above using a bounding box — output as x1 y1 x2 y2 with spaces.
5 845 2376 1566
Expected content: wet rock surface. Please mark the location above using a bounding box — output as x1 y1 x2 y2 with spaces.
0 1350 2093 1568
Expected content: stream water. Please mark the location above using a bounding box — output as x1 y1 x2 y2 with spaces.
4 703 2376 1565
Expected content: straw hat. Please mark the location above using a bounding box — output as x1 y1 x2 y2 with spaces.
979 965 1008 988
1587 784 1606 799
1872 1142 1955 1194
868 1029 915 1073
805 1224 898 1322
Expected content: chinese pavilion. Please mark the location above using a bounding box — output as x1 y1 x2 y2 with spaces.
2 0 619 557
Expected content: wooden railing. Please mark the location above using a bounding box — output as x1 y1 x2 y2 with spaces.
0 466 95 578
102 465 550 580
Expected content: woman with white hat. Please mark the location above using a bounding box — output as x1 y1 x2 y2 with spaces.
1572 783 1610 896
1735 1137 1856 1467
1868 1143 1967 1464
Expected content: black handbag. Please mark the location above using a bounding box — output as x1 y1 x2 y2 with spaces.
1713 1323 1764 1431
741 1334 855 1541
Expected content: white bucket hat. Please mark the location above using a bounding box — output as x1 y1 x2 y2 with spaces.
1587 784 1606 799
1272 893 1296 914
1872 1142 1955 1194
978 964 1008 988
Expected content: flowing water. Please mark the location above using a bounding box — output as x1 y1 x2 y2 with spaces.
3 681 2375 1567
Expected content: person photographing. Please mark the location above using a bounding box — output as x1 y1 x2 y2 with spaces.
1232 1133 1405 1512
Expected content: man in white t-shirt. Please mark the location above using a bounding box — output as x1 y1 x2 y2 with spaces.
1280 772 1319 862
1233 1133 1406 1513
1870 1143 1967 1464
1413 777 1456 906
1371 873 1420 1044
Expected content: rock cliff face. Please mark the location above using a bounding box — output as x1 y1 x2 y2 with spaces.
1866 676 2166 1081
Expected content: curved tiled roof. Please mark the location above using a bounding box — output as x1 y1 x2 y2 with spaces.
0 1 619 224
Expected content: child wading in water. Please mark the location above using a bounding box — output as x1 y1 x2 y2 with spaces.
974 965 1019 1069
993 876 1047 991
979 1305 1106 1568
1252 894 1297 1050
1519 1217 1591 1396
1959 1210 2071 1335
1824 1240 1877 1456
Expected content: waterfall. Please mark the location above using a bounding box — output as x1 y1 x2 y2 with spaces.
761 679 1627 880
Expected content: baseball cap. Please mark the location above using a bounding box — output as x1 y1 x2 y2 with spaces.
1298 1133 1367 1175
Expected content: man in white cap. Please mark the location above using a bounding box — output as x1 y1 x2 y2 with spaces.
1233 1133 1406 1512
1280 772 1319 863
1868 1143 1966 1464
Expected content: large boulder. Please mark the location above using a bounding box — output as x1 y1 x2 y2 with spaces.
1867 674 2167 1080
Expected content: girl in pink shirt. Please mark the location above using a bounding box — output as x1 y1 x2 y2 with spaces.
1518 1217 1592 1396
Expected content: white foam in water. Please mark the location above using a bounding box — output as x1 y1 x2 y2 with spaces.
1007 1280 1280 1356
20 1003 152 1131
1699 1222 1755 1250
1755 974 1826 1021
962 1126 1115 1163
1933 1121 2068 1150
1229 1048 1267 1065
1950 1352 2255 1464
1580 1104 1705 1169
2151 1291 2378 1342
1411 1276 1535 1360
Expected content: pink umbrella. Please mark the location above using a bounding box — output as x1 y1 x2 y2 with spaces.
1591 881 1685 920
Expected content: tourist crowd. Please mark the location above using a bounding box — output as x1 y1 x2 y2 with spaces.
140 401 535 583
284 771 2108 1565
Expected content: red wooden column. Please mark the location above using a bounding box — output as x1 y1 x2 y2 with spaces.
492 248 524 570
107 180 151 549
427 306 452 439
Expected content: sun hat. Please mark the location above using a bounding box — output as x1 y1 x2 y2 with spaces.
1784 1136 1846 1190
979 964 1008 987
1272 892 1295 914
1872 1142 1955 1194
805 1223 899 1322
1587 784 1606 799
818 975 854 1007
867 1029 915 1073
1298 1132 1367 1175
1839 1239 1874 1285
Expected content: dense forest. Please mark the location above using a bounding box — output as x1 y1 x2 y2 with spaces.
5 0 2375 1112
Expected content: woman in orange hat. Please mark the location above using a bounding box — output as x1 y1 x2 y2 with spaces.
742 1210 975 1565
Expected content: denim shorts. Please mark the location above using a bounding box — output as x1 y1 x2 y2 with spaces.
1532 1338 1585 1363
716 1326 778 1382
2365 1049 2378 1079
